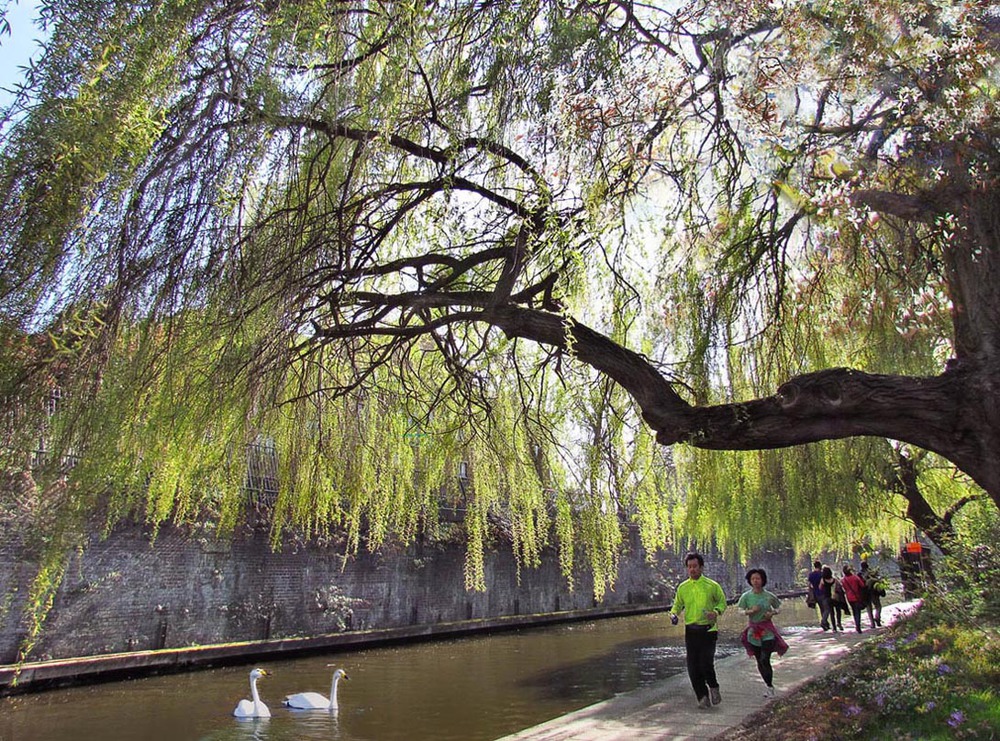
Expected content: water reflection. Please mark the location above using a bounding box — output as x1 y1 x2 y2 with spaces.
202 713 343 741
518 638 737 702
1 599 825 741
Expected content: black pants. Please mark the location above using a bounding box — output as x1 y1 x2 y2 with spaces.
751 638 776 687
818 594 832 630
848 600 864 632
831 600 845 630
866 593 882 626
684 624 719 699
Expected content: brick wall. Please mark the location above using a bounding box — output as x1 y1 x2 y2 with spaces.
0 520 804 663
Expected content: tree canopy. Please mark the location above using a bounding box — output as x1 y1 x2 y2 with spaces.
2 0 999 585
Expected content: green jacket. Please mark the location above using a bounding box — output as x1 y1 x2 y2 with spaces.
671 576 727 631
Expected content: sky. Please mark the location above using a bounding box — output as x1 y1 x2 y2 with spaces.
0 0 45 107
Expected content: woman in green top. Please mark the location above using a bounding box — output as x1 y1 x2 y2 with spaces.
737 568 783 697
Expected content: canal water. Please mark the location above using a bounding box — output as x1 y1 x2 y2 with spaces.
0 599 821 741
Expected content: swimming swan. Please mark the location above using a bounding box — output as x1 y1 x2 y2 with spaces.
233 667 271 718
283 666 349 710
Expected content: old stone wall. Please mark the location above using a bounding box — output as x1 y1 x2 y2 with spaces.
0 519 805 664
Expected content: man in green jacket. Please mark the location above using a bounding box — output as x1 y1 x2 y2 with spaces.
670 551 728 709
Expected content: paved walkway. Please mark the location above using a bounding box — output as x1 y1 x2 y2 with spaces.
496 601 919 741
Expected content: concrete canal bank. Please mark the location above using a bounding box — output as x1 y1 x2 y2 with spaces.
1 518 810 679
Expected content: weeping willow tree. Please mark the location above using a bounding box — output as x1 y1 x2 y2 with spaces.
2 0 1000 634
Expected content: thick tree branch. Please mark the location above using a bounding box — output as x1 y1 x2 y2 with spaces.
485 306 965 454
851 188 957 223
482 305 690 416
481 305 1000 510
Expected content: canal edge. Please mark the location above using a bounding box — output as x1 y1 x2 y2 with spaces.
0 602 668 696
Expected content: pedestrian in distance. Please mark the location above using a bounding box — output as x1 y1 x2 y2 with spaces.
860 559 884 628
821 565 845 631
841 564 867 633
806 560 822 612
737 568 788 697
806 561 823 607
809 560 832 631
670 552 728 709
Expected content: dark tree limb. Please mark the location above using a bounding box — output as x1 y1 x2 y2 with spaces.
478 305 1000 511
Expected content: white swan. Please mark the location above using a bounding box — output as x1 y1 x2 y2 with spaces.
233 667 271 718
283 666 349 710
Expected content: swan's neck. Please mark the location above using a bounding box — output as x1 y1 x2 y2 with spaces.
250 676 263 711
329 674 341 710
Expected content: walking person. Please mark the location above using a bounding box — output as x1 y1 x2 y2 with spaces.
669 552 728 709
738 568 788 697
807 560 824 626
821 565 844 631
841 564 867 633
860 559 883 627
